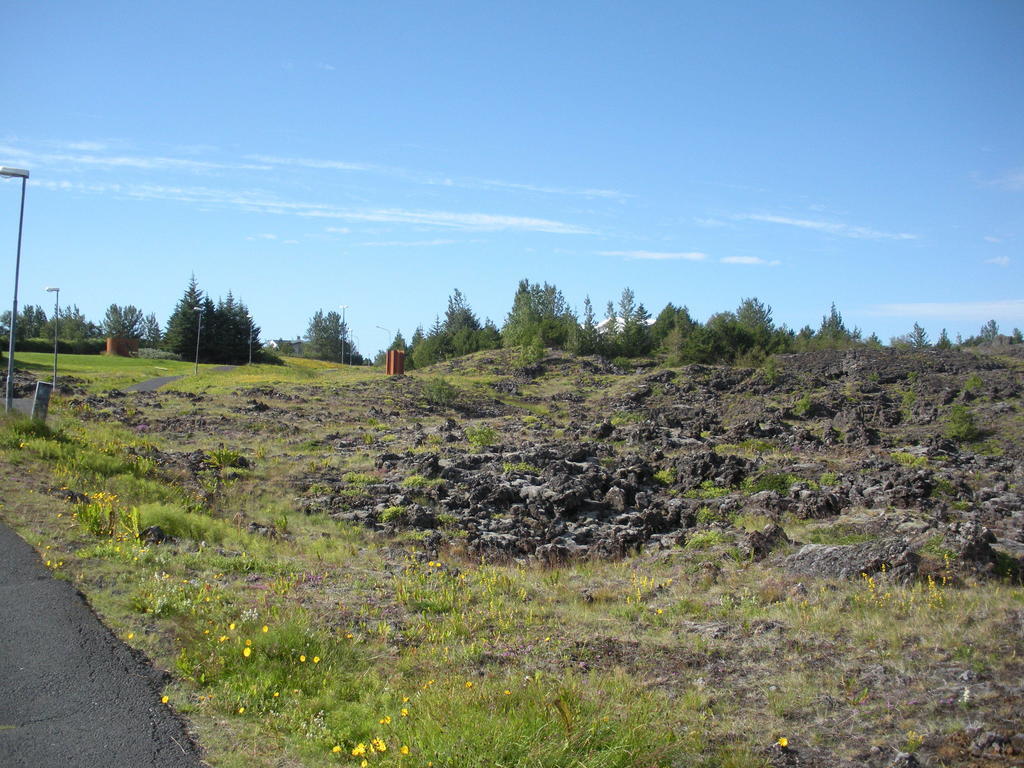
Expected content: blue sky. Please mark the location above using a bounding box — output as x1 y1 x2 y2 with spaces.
1 0 1021 355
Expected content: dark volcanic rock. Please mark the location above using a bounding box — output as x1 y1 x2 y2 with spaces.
784 538 920 583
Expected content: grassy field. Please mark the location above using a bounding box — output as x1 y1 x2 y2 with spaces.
12 352 367 392
0 352 1021 768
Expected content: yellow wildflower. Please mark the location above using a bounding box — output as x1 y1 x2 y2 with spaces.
777 737 789 748
400 745 410 755
352 743 367 757
331 745 341 753
243 647 251 658
161 695 169 704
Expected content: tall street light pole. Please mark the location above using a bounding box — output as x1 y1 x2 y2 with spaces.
193 306 202 375
46 286 59 387
247 314 253 365
2 166 29 413
339 304 349 366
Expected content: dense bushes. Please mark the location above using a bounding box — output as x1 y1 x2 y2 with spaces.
6 337 106 355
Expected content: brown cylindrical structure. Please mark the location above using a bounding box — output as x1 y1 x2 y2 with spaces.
105 337 140 357
386 349 405 376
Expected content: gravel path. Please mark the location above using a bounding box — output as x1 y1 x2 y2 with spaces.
0 521 205 767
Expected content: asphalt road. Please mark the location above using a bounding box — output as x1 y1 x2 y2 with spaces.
124 375 186 392
0 522 205 767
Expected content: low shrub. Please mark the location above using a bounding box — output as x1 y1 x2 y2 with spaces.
945 405 980 442
466 426 499 447
423 377 458 407
138 348 183 360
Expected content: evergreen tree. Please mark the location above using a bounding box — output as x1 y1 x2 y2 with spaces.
909 322 930 349
304 310 350 363
102 304 144 338
935 328 952 349
978 319 1000 342
18 305 49 339
570 296 601 355
388 330 407 351
501 279 576 349
141 313 162 347
56 305 100 341
163 276 205 359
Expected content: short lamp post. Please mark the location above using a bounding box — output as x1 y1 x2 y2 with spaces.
2 166 29 413
193 306 202 375
45 286 59 387
247 314 254 365
339 304 349 365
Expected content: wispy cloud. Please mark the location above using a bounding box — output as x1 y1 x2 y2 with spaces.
983 168 1024 191
247 153 627 200
736 213 918 241
602 250 707 261
985 256 1011 266
317 63 336 71
325 226 351 234
247 233 278 240
864 299 1024 319
474 178 627 200
245 154 377 172
720 256 780 266
303 208 593 234
35 179 593 234
357 239 460 247
984 235 1004 243
0 144 270 173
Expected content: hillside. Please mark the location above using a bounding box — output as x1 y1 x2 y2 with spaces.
1 347 1022 768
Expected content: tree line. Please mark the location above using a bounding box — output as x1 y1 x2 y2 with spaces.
2 276 266 366
372 279 1024 370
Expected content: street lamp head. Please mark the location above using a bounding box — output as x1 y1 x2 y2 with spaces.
0 167 29 179
46 286 60 293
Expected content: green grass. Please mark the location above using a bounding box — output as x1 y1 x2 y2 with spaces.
14 351 202 391
3 351 1022 768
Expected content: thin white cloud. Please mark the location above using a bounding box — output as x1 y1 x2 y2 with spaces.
247 233 278 240
246 154 377 172
62 141 108 152
35 179 593 234
984 236 1003 243
694 217 728 228
0 145 270 173
864 299 1024 319
325 226 351 234
317 63 336 71
737 213 918 241
985 169 1024 191
602 250 707 261
248 153 627 200
358 239 459 247
302 208 593 234
985 256 1011 266
720 256 780 266
475 178 627 200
